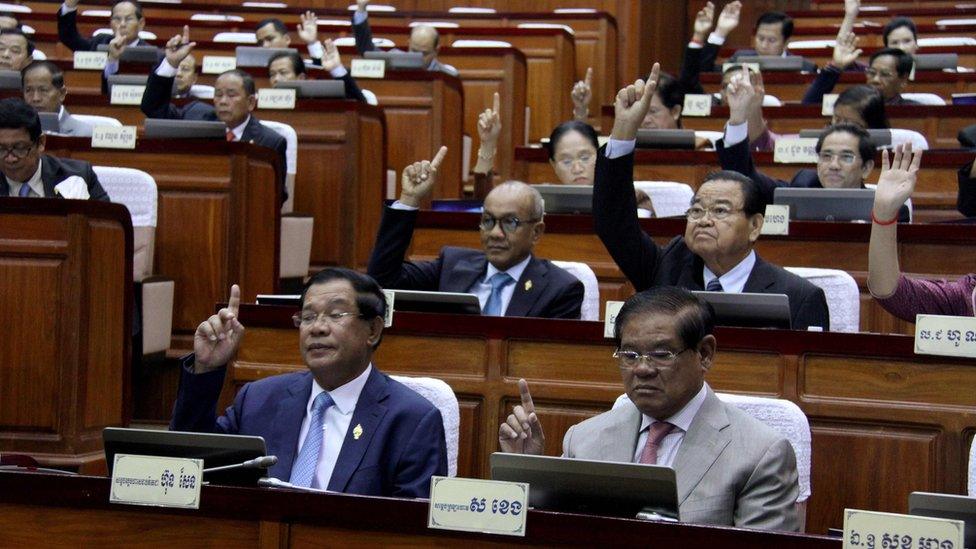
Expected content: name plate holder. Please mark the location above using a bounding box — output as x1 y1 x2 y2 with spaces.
92 125 137 149
110 454 202 509
682 94 713 117
351 58 386 79
110 84 146 105
257 88 296 110
427 476 527 537
915 314 976 358
761 204 790 235
74 51 108 70
604 300 624 338
822 93 839 116
202 55 237 74
382 289 395 327
774 137 819 164
843 508 963 549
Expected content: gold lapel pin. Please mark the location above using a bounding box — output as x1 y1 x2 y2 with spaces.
524 280 533 291
353 423 363 440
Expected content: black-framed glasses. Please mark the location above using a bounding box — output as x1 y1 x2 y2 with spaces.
0 142 34 159
613 348 690 370
478 215 540 234
292 311 363 328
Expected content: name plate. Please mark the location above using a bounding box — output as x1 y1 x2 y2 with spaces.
202 55 236 74
428 476 527 537
774 137 819 164
257 88 296 109
822 93 839 116
761 204 790 235
110 84 146 105
914 314 976 358
604 300 624 337
110 454 202 509
382 289 395 327
74 51 108 70
843 508 963 549
351 58 386 79
682 94 713 117
91 125 137 149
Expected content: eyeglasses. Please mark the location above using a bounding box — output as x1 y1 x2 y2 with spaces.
613 348 690 370
555 153 593 169
479 215 540 234
817 151 858 165
865 68 897 79
686 205 743 221
292 311 362 328
111 16 140 24
0 142 34 159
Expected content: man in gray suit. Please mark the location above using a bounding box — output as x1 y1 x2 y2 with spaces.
499 286 800 531
21 61 93 137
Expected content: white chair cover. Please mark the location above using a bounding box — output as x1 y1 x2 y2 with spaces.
259 120 298 212
517 23 574 35
936 19 976 26
213 31 257 44
94 166 157 228
784 267 859 332
451 39 512 48
242 1 287 7
551 260 599 320
787 39 835 50
969 436 976 497
93 28 157 39
191 14 244 22
763 94 783 107
633 181 695 218
72 114 123 128
0 2 30 13
918 37 976 47
410 21 460 28
81 9 111 16
888 128 929 151
22 24 35 35
347 3 395 11
448 6 496 13
333 36 395 48
554 8 596 13
900 93 946 106
361 89 379 106
189 84 214 99
31 49 45 60
389 375 460 477
694 130 723 149
316 19 351 27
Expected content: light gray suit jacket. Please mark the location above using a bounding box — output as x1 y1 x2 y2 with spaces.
58 109 94 137
561 387 800 531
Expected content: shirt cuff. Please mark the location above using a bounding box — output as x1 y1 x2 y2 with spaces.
352 10 367 25
155 59 178 77
688 41 703 49
724 121 749 147
605 139 636 159
390 200 418 211
103 59 119 76
329 65 348 78
60 3 77 14
707 32 726 46
307 40 324 59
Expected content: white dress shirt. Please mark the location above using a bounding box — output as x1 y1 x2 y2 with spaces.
703 250 756 294
294 364 372 489
6 159 44 197
632 382 710 466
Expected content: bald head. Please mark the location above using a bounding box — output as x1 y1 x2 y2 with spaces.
480 181 546 270
408 25 439 67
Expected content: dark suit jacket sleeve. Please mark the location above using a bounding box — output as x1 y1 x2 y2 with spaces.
679 44 705 95
393 406 447 498
542 272 584 319
273 135 288 204
58 8 97 51
700 41 721 73
85 163 110 201
801 66 840 105
592 145 663 292
716 135 788 205
958 160 976 217
140 69 182 119
169 355 238 433
793 284 830 331
352 14 376 55
339 72 368 103
366 205 444 290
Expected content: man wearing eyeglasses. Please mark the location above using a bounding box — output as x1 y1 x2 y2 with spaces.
170 268 448 497
594 64 829 331
802 41 920 107
0 98 107 199
499 286 800 530
368 147 584 319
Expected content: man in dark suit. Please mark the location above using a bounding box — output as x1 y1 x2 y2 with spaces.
59 0 153 87
696 7 816 74
958 126 976 217
141 26 288 203
0 28 32 71
350 0 458 76
0 98 107 200
594 65 829 331
802 43 920 107
171 269 448 497
368 147 584 319
267 48 367 103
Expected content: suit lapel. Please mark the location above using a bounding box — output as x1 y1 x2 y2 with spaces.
677 254 705 291
505 257 547 317
673 388 731 505
743 255 775 293
444 254 486 293
40 156 61 198
0 174 8 196
327 368 389 492
267 373 314 480
594 403 643 462
240 116 261 144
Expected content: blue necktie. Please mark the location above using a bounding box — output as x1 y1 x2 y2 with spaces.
18 183 30 197
289 391 334 488
483 272 514 316
706 278 724 292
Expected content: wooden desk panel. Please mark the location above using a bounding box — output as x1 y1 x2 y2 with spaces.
790 7 976 27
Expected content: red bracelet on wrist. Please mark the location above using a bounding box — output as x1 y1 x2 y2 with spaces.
871 210 899 225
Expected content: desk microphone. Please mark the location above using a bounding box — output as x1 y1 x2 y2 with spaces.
203 455 277 475
257 477 296 488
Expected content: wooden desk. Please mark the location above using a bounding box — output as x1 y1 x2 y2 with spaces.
0 199 132 473
228 307 976 536
790 6 976 26
785 23 976 48
718 46 976 74
0 472 836 547
41 137 281 349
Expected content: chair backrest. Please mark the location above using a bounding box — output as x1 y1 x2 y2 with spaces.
31 48 45 60
694 130 723 149
81 9 111 16
633 181 695 218
787 39 835 50
936 18 976 26
969 436 976 497
918 37 976 47
333 36 396 48
449 6 496 13
0 2 30 12
347 3 395 11
191 13 244 22
389 375 459 477
517 22 574 35
763 94 783 107
242 1 287 7
451 39 513 48
409 21 460 28
189 84 215 99
888 128 929 151
361 89 379 106
72 114 123 128
783 267 859 332
213 31 257 44
551 260 599 320
900 93 946 106
94 28 157 40
259 120 299 213
94 166 158 280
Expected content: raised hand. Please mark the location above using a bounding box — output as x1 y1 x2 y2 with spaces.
297 10 318 45
107 31 127 61
844 0 861 15
874 143 921 221
571 67 593 121
726 65 757 125
693 2 715 41
498 379 546 455
356 0 370 12
164 25 196 68
320 39 342 71
715 0 742 38
832 31 862 69
64 0 81 10
478 92 501 146
610 62 661 141
399 146 448 207
193 284 245 372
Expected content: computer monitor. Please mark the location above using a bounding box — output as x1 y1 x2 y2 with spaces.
38 112 59 134
106 73 149 93
0 69 21 89
143 119 228 139
273 79 345 98
635 129 696 150
390 289 481 315
103 427 268 486
735 55 807 72
364 50 426 70
531 184 592 214
909 491 976 549
773 187 876 222
692 291 793 330
95 44 159 64
490 452 679 520
914 53 959 71
255 294 300 306
235 46 297 68
799 128 892 149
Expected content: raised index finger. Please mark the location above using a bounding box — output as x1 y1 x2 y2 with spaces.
641 62 661 105
584 67 593 87
430 146 448 170
227 284 241 316
492 91 500 114
518 378 535 414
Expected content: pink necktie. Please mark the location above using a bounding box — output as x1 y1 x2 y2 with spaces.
226 129 235 142
638 421 675 465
